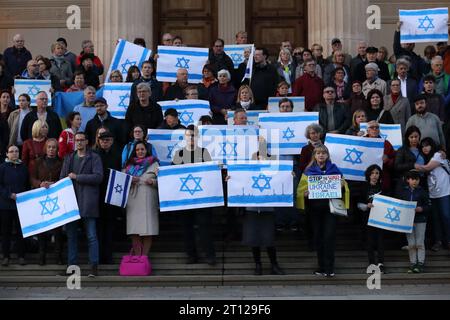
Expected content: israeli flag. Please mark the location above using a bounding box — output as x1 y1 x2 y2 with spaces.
360 123 402 150
159 100 211 127
102 83 132 119
158 161 224 212
227 110 268 126
147 129 186 166
224 44 253 69
242 46 255 82
105 169 132 208
368 195 417 233
399 8 449 43
268 97 305 113
106 39 152 82
259 112 319 155
14 79 52 106
199 125 259 165
16 178 80 238
156 46 209 84
325 134 384 182
227 161 293 207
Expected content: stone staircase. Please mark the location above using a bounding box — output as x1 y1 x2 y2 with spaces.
1 211 450 287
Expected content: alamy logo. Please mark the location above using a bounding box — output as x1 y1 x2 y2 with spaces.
366 265 381 290
66 265 81 290
67 5 81 30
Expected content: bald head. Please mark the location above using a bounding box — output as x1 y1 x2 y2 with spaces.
13 34 25 49
176 68 188 84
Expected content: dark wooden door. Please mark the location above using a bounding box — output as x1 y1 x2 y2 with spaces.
153 0 218 49
246 0 308 58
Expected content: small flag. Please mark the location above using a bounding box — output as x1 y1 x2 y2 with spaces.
105 169 132 208
224 44 254 69
242 46 255 82
399 8 449 43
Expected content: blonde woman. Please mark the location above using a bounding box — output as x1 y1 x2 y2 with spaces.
346 109 367 136
21 119 48 173
276 48 295 91
234 85 256 110
108 70 123 83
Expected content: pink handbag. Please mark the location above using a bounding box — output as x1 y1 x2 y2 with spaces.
119 246 152 276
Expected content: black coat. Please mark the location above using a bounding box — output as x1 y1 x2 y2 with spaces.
0 161 29 210
394 146 424 178
364 107 394 124
316 103 351 134
208 51 235 78
157 121 186 130
393 31 425 80
395 184 430 223
354 60 390 83
249 62 280 109
0 119 9 164
163 83 188 101
3 46 32 77
95 145 122 202
20 110 63 141
125 100 164 134
85 112 127 147
130 77 163 105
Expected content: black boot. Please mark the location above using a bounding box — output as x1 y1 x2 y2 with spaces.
267 247 285 275
38 235 47 266
270 263 285 275
39 252 46 266
254 263 262 275
252 247 262 276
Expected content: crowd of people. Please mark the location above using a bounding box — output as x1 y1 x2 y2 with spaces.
0 23 450 278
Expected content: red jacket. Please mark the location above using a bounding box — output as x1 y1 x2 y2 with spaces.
58 129 75 159
21 139 46 173
292 73 324 111
76 54 104 72
444 48 450 75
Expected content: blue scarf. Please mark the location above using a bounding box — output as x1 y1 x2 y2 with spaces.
305 160 342 176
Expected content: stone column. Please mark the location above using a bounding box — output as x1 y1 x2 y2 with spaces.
218 0 246 44
308 0 370 57
90 0 153 76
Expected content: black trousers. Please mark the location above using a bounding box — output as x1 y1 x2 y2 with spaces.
38 227 63 256
1 210 24 258
181 208 215 259
97 204 119 264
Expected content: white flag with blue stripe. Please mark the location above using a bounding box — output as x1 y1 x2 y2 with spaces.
325 134 384 182
147 129 186 166
159 99 211 127
102 83 132 119
106 39 152 82
158 161 224 212
259 112 319 155
16 178 80 238
105 169 132 208
156 46 209 84
199 125 259 165
268 97 305 113
14 79 52 106
360 123 402 150
224 44 254 69
227 110 268 126
368 195 417 233
227 161 293 207
242 46 255 82
399 8 449 43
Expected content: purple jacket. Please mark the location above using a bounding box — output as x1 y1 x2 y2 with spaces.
208 83 237 124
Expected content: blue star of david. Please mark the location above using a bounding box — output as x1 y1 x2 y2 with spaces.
175 57 190 69
385 207 401 223
40 195 60 216
27 85 40 97
114 184 123 194
118 93 130 109
121 59 137 74
180 174 203 195
220 142 238 157
167 143 179 159
282 127 296 141
252 174 273 192
179 111 194 126
418 15 435 32
343 148 364 165
230 53 244 65
380 133 388 140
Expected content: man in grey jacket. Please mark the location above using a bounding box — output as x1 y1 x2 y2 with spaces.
60 131 103 277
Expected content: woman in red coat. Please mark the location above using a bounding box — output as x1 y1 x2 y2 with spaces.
21 119 48 173
58 111 81 159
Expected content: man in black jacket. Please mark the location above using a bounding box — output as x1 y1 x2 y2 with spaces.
3 34 32 77
354 46 390 82
208 39 234 82
129 60 162 105
85 97 126 147
315 87 351 134
163 68 190 101
157 108 186 130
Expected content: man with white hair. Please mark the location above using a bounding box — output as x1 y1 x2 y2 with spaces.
392 58 418 105
163 68 191 100
350 41 367 80
3 34 32 77
362 63 387 97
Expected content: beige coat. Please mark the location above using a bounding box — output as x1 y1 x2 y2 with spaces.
383 95 411 135
7 109 23 146
126 162 159 236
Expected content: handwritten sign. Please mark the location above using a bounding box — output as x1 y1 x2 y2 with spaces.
308 175 342 200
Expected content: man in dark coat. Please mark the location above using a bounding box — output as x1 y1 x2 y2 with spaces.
315 87 351 134
163 68 190 101
129 59 162 105
208 39 235 81
3 34 32 77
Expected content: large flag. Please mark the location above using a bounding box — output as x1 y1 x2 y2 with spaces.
227 110 268 126
102 83 132 119
268 97 305 113
105 169 132 208
158 161 224 212
325 134 384 182
399 8 449 43
53 87 104 119
147 129 186 166
106 39 152 82
227 161 293 207
360 123 403 150
158 99 211 127
14 79 52 106
224 44 254 69
199 125 259 165
259 112 319 155
156 46 209 84
16 178 80 238
242 46 255 82
368 195 417 233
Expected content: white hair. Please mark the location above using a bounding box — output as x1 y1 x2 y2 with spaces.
431 56 443 65
218 69 231 80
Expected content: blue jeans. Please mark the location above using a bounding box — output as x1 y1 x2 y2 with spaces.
65 218 99 266
431 196 450 244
